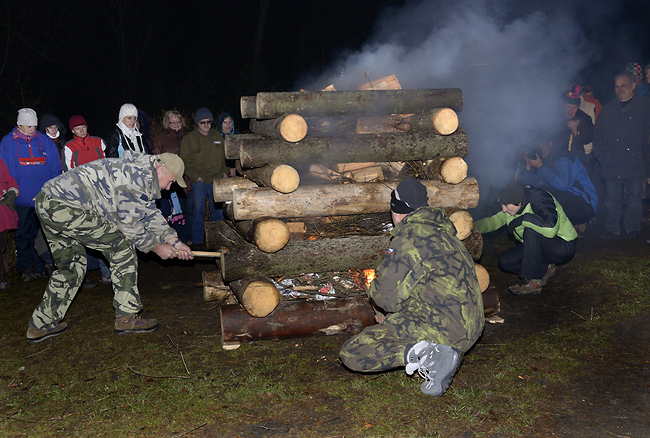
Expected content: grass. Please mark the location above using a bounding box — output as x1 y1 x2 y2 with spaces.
1 246 649 437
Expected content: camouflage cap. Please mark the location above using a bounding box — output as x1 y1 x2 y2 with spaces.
158 153 186 188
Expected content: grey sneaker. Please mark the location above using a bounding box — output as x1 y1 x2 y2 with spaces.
405 341 461 397
541 264 557 286
114 314 159 335
22 268 37 283
508 279 543 295
26 322 69 344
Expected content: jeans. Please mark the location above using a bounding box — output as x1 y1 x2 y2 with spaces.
191 181 223 245
603 177 643 235
15 206 45 274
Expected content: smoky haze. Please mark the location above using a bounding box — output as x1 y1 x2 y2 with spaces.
297 0 647 205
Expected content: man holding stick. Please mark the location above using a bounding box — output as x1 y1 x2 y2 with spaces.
26 151 194 344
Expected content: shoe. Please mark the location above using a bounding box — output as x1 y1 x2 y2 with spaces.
82 279 99 289
44 263 55 277
101 276 112 284
508 279 543 295
600 231 620 240
26 322 69 344
33 270 48 279
0 280 13 289
405 341 461 397
114 314 159 335
540 264 557 286
21 268 37 283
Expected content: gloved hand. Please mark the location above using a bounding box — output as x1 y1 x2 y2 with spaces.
0 191 17 212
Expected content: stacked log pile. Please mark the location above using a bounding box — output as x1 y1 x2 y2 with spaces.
207 75 491 349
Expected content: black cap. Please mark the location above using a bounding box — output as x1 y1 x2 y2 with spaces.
390 177 429 214
497 182 524 205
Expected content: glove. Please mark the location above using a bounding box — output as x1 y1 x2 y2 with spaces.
0 191 17 212
507 216 524 234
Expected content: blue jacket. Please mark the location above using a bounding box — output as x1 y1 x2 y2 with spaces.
518 151 598 213
593 95 650 179
0 128 62 207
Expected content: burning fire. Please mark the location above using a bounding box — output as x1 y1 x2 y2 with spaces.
350 269 376 290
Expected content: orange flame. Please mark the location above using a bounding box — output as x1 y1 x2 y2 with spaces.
363 269 376 288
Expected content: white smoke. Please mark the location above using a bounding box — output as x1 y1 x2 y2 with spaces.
297 0 599 196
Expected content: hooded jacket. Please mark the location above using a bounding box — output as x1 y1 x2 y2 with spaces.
369 207 484 353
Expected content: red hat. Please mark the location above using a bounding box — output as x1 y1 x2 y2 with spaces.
69 115 87 130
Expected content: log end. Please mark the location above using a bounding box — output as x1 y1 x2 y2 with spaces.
280 114 309 142
242 280 281 317
255 219 291 253
432 108 459 135
448 210 474 241
270 164 300 193
202 270 231 302
474 263 490 293
440 157 468 185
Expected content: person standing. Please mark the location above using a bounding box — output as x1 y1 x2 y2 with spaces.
593 72 650 239
339 178 484 396
216 112 238 177
26 151 194 344
39 114 67 153
0 108 62 282
106 103 151 158
179 108 229 250
0 157 19 289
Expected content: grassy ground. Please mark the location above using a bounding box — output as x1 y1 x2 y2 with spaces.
1 245 648 437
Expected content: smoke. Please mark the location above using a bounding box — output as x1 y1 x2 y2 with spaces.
296 0 646 202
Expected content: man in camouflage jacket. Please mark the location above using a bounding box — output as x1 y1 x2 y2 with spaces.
26 151 194 344
340 178 484 396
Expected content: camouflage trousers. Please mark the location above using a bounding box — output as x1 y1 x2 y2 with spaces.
30 192 142 330
339 313 459 372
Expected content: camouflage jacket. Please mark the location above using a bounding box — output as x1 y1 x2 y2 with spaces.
39 150 176 253
369 207 484 351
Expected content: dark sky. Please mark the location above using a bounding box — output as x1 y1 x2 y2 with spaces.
1 0 649 140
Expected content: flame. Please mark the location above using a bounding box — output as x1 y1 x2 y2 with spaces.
363 269 376 288
308 236 318 240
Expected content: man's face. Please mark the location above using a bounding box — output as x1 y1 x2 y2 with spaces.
157 166 176 191
72 125 88 138
46 125 59 137
198 119 212 135
615 76 635 102
563 104 578 120
501 203 521 216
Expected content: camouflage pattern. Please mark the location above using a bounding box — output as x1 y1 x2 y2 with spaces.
39 150 176 253
29 151 178 330
340 207 484 372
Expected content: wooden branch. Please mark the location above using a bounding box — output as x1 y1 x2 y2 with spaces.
231 178 479 220
249 114 308 143
255 89 463 119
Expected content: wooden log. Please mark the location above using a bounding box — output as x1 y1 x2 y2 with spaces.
342 166 384 183
220 295 375 344
249 114 308 143
224 134 261 160
286 221 306 236
357 74 402 91
220 235 389 282
255 89 463 119
233 217 290 253
355 114 411 134
232 178 479 220
240 96 257 119
202 270 233 302
205 220 246 251
242 164 300 194
213 177 258 202
475 263 490 293
238 130 469 167
333 162 375 173
229 276 281 317
463 228 483 261
444 208 474 241
425 157 468 184
409 108 459 135
308 164 340 180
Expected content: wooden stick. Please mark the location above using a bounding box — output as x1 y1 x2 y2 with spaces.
191 251 222 258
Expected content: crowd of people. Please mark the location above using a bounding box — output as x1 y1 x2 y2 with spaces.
478 61 650 296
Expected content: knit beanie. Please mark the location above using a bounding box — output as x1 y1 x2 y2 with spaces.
497 182 525 205
626 62 642 77
194 108 213 124
390 177 429 214
17 108 38 126
118 103 138 124
69 115 88 130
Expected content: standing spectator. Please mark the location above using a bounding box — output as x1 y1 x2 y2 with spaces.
39 114 67 153
0 109 61 282
556 86 594 167
593 72 650 239
180 108 229 250
216 112 238 177
339 178 484 397
626 62 648 96
26 151 194 344
62 115 111 285
152 110 192 242
106 103 151 158
0 158 19 289
581 84 603 120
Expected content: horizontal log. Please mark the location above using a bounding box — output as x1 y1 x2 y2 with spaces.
445 209 474 241
249 114 308 143
463 228 483 261
425 156 468 184
409 108 459 135
232 178 479 220
224 134 260 161
236 130 469 168
475 263 490 293
240 96 257 119
213 177 258 202
255 89 463 119
341 166 384 183
220 296 376 344
202 270 233 302
229 276 280 317
205 220 246 252
243 164 300 194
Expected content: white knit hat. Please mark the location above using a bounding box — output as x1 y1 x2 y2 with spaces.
17 108 38 127
118 103 138 124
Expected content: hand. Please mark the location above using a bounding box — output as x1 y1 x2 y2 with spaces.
0 190 17 212
567 120 580 136
172 241 194 260
375 314 386 324
153 243 177 260
229 168 237 177
528 154 543 169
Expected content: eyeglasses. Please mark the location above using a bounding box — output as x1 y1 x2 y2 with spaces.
199 120 212 125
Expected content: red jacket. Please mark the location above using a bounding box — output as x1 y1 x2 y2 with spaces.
62 135 106 170
0 158 18 232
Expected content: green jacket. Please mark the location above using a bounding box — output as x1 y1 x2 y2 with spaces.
179 128 229 183
475 186 577 243
39 151 176 253
369 207 484 352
